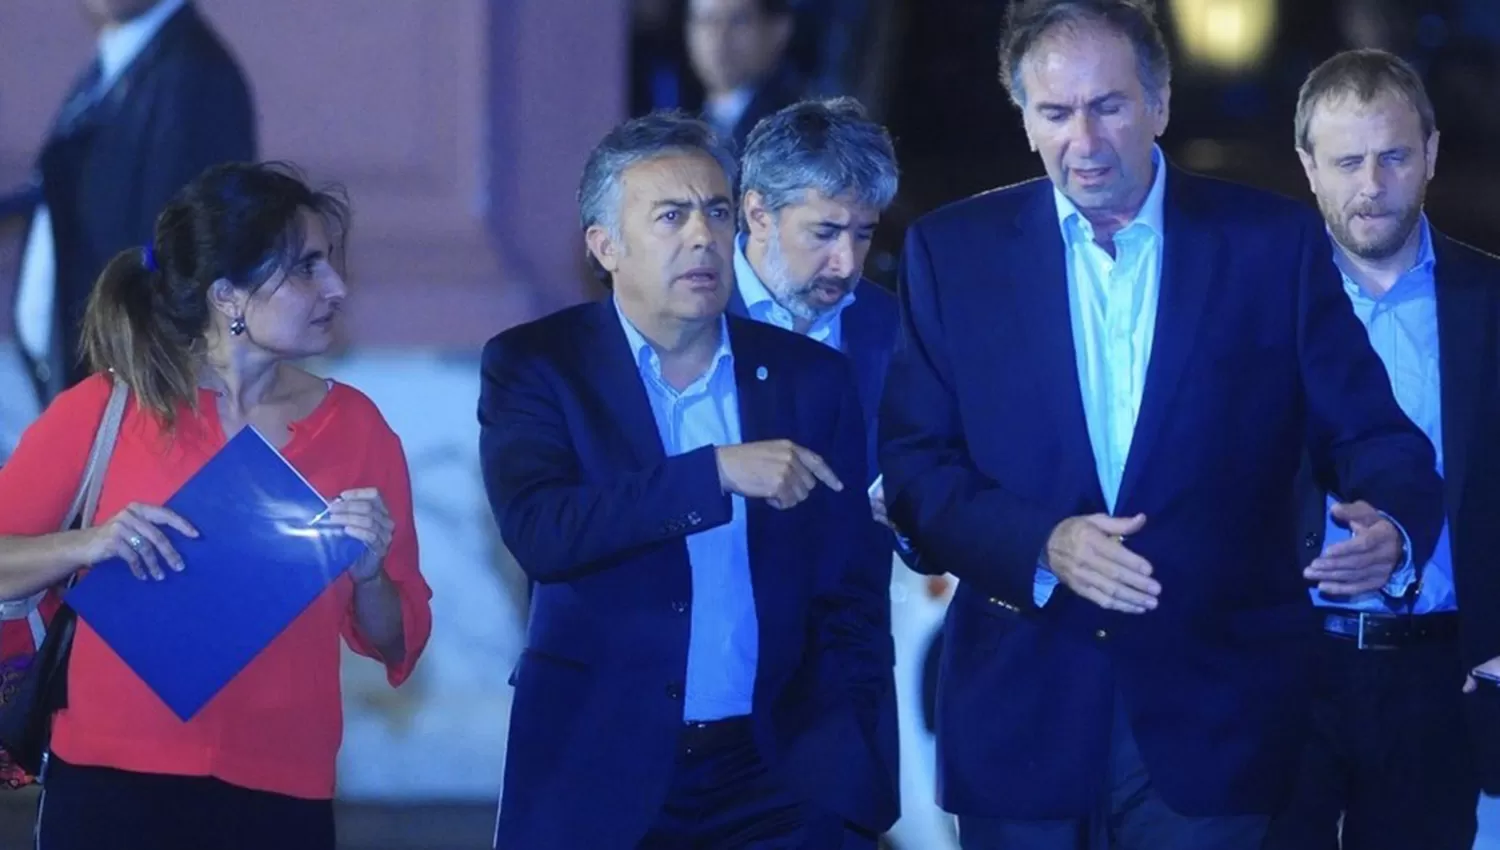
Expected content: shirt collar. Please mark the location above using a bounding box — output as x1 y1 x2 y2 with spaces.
97 0 188 90
1053 144 1167 244
613 296 734 384
733 232 858 326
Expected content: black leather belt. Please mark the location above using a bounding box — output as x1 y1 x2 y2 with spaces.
1321 609 1459 650
679 716 753 756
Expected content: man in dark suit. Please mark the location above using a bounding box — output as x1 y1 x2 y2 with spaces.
480 111 895 849
731 97 902 540
1265 49 1500 850
3 0 255 407
728 95 904 847
685 0 804 151
877 2 1445 848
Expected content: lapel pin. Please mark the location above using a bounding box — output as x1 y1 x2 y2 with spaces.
755 366 768 381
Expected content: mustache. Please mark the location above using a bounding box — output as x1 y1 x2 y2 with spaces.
795 276 853 295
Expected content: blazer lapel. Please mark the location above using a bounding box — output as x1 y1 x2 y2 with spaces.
1009 187 1107 510
725 285 750 320
582 301 667 468
1116 169 1219 510
1434 234 1487 522
727 319 784 649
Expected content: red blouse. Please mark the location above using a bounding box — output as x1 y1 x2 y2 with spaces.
0 374 433 800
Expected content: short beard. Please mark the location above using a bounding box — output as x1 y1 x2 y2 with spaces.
1323 188 1426 263
761 227 849 322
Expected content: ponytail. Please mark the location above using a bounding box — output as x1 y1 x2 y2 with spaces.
80 247 198 429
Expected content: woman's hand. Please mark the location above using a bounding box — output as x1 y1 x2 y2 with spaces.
326 488 394 584
84 503 199 581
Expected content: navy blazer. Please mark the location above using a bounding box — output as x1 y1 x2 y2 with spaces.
879 165 1444 819
1295 229 1500 794
480 301 898 848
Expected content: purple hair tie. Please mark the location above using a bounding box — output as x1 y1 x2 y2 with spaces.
142 245 157 272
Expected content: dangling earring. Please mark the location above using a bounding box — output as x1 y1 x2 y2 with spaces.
229 316 247 336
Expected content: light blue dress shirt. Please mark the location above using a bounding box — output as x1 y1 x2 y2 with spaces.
1034 147 1167 607
734 233 858 350
614 300 760 720
1316 216 1455 614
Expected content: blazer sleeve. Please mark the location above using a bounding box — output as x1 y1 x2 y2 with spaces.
879 223 1065 607
477 335 734 583
1296 218 1444 566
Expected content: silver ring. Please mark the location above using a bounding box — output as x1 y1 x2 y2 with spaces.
126 535 145 552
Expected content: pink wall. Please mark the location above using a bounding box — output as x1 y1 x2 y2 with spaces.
0 0 625 348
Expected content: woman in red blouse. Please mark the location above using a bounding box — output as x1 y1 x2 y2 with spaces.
0 162 433 849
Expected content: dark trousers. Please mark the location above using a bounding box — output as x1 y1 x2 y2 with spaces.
639 718 853 849
957 694 1269 850
34 756 335 850
1263 630 1479 850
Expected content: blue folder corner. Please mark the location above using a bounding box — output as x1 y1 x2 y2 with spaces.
67 426 367 721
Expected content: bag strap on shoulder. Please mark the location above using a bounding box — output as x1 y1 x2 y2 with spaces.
17 377 131 643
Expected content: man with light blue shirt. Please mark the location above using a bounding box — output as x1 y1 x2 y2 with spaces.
1266 49 1500 850
481 110 896 849
731 96 910 849
732 98 908 547
878 2 1444 849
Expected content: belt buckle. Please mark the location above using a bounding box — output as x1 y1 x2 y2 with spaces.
1356 612 1370 651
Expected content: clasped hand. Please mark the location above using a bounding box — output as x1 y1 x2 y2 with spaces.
1303 500 1403 596
1045 513 1160 614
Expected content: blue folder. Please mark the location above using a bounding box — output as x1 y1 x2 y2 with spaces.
67 426 366 720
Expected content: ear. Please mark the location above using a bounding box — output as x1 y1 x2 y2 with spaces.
743 191 776 242
585 225 621 274
1150 84 1171 137
1425 130 1440 181
206 279 244 320
1295 146 1318 194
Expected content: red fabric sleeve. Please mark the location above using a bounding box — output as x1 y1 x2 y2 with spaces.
340 422 433 687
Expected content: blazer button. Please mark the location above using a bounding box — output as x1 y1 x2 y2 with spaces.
1095 629 1109 641
1303 532 1319 549
666 682 683 700
672 600 688 613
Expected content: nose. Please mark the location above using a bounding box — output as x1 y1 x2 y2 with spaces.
1066 111 1103 159
1357 158 1386 198
684 208 722 253
826 233 856 278
323 268 349 301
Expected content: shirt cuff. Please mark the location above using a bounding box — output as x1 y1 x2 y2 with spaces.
1379 510 1417 600
1034 561 1059 608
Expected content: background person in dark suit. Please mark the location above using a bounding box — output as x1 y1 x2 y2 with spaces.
727 95 903 848
1265 48 1500 850
685 0 804 151
479 111 894 849
877 1 1445 848
2 0 256 408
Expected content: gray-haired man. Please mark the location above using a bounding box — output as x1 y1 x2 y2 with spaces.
729 96 908 847
481 109 896 849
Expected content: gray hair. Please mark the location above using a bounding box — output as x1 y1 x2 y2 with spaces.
739 97 899 229
577 110 738 265
1295 49 1437 155
998 0 1171 109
